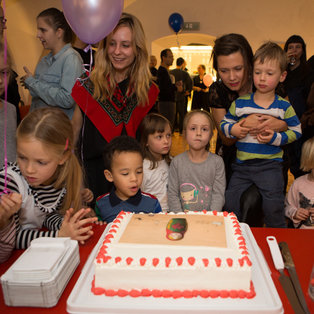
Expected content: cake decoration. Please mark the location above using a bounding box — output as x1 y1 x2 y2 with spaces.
92 211 255 299
166 218 187 240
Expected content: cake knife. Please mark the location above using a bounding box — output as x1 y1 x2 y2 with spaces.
266 236 304 314
279 241 310 314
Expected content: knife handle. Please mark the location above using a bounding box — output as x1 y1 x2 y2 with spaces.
266 236 284 271
279 242 295 268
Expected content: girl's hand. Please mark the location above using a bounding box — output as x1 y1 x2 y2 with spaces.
81 188 94 204
20 66 33 88
230 119 250 139
256 129 274 143
58 208 98 244
0 193 22 229
294 208 310 221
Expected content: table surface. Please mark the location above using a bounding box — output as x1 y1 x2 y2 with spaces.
0 224 313 314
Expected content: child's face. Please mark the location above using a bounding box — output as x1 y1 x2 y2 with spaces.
17 137 67 187
104 151 143 201
185 113 211 151
253 59 286 94
36 17 61 52
147 124 172 160
0 52 10 96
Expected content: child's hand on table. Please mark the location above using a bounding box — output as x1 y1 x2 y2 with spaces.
58 207 98 244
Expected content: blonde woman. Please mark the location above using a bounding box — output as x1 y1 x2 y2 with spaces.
72 13 159 200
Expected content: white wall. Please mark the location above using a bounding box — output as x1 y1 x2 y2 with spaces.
5 0 314 105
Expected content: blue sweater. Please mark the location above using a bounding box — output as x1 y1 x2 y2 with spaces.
220 93 302 163
95 188 162 223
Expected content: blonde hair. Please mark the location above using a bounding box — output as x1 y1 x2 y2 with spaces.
183 110 215 151
253 41 287 72
90 13 151 106
16 108 83 214
300 137 314 172
140 113 172 169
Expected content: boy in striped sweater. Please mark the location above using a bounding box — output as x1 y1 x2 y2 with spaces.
220 42 301 227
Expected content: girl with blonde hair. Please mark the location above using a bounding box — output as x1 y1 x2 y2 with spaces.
72 13 158 201
0 108 96 250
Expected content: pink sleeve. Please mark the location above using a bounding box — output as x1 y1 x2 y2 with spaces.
0 219 16 263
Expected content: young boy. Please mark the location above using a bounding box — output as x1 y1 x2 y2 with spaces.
95 135 162 223
220 42 302 228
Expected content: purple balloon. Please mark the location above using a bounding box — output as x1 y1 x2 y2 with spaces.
62 0 124 44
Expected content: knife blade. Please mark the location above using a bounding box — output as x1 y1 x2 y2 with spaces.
266 236 305 314
279 241 310 314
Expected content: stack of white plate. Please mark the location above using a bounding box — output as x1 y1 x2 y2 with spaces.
1 237 79 308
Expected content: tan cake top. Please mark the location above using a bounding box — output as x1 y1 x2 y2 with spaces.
118 213 227 247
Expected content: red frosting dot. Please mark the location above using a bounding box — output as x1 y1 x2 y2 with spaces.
238 258 244 267
165 257 171 267
162 290 172 298
209 290 219 298
172 290 182 299
117 289 128 297
188 257 195 266
213 210 217 215
104 289 116 296
152 258 159 267
140 258 146 266
220 290 229 298
229 290 238 298
111 224 118 228
126 257 133 265
130 290 141 297
202 209 207 214
182 290 193 298
141 289 152 297
215 258 221 267
226 258 233 267
238 290 246 299
103 256 111 263
202 258 209 267
152 289 162 297
223 211 228 217
109 229 117 233
200 290 210 298
106 234 114 239
115 257 122 264
176 257 183 266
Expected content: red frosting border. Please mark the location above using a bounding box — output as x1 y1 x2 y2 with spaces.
91 278 256 299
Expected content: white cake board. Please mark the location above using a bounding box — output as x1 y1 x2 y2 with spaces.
67 223 283 314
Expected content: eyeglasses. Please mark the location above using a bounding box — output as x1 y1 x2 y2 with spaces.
0 17 7 25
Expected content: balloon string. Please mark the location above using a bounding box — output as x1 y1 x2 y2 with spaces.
83 44 93 73
1 0 9 196
176 33 180 48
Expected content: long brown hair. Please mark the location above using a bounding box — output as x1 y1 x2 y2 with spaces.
17 108 83 213
90 13 152 106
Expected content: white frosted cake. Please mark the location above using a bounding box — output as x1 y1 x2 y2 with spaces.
92 211 255 299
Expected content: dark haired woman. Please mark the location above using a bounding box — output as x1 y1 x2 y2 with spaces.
208 33 286 225
20 8 83 118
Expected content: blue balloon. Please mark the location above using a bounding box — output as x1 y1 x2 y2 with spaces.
168 13 184 34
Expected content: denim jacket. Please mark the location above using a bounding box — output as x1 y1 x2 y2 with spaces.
25 44 84 118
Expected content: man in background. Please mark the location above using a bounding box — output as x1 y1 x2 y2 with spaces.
157 48 182 128
170 57 192 134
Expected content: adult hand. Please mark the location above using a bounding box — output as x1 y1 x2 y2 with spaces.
230 119 250 139
294 208 310 221
256 129 274 144
58 207 98 244
0 193 22 229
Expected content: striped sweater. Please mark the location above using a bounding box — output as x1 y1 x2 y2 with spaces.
220 93 302 163
0 163 64 249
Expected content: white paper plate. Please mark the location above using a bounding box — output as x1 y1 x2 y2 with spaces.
67 223 283 314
